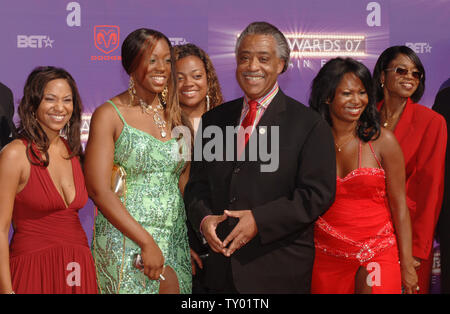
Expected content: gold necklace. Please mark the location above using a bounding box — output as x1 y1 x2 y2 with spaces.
137 98 167 138
128 79 168 138
129 96 168 138
335 135 355 152
382 102 406 128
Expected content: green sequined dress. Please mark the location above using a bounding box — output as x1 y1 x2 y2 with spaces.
92 100 192 294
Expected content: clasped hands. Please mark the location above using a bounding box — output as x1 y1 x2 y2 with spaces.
200 210 258 257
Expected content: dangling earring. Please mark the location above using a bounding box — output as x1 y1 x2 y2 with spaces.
66 121 70 136
206 94 210 112
60 121 70 138
128 77 136 105
381 82 384 88
161 85 168 105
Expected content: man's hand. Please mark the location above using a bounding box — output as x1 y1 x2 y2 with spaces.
200 214 228 254
222 210 258 257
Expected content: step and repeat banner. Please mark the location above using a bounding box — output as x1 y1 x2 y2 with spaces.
1 0 449 292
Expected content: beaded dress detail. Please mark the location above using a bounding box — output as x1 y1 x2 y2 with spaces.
314 141 397 263
92 100 192 294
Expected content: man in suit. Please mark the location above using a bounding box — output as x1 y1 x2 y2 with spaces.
184 21 336 293
433 85 450 293
0 82 15 150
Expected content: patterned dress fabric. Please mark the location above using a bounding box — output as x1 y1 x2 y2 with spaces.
9 139 97 294
92 100 192 294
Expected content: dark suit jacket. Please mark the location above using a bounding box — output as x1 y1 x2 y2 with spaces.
433 87 450 293
184 89 336 293
0 82 14 150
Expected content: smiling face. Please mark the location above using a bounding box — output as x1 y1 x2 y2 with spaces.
36 78 73 136
133 38 172 96
381 53 421 99
329 72 368 125
236 34 284 100
176 55 208 111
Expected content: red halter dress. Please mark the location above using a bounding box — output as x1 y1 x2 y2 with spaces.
9 139 97 293
311 141 401 294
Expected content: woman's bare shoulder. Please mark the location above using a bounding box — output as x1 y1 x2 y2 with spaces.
0 139 26 158
0 139 28 168
372 128 397 145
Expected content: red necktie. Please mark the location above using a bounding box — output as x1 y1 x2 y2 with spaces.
241 100 259 145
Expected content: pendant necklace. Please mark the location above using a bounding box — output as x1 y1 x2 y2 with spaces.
382 101 406 129
335 136 355 152
137 98 167 138
127 77 168 138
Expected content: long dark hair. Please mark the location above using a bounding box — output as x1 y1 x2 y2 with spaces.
174 43 224 110
373 45 425 103
309 57 380 142
17 66 83 167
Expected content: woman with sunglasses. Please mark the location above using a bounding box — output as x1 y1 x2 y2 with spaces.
373 45 447 294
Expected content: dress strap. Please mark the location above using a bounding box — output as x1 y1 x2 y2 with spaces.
107 100 127 126
368 142 382 168
358 140 362 169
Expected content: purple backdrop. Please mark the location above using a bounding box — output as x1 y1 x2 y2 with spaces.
1 0 448 293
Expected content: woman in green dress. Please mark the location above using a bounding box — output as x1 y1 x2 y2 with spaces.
84 28 192 294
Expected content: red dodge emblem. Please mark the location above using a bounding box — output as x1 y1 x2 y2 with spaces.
94 25 120 54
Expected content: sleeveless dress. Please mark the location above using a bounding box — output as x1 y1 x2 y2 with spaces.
311 141 401 294
91 100 192 294
9 138 97 294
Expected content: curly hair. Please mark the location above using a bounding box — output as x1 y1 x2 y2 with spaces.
174 43 224 110
16 66 83 167
373 45 425 103
309 57 380 142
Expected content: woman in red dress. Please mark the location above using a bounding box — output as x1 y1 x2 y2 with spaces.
309 58 418 294
0 66 97 294
373 46 447 294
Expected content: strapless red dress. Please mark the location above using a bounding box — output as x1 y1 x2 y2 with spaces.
9 139 97 294
311 142 401 294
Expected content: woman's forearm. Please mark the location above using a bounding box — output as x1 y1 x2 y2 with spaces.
0 233 13 293
391 206 414 266
89 188 155 249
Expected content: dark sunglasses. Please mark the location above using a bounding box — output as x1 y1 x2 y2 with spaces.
385 66 423 80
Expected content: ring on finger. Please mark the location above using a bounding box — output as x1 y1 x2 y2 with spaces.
159 265 166 281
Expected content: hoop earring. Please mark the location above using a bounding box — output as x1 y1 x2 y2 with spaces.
128 77 136 105
206 94 210 111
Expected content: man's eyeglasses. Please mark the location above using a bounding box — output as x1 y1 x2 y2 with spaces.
384 67 423 80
